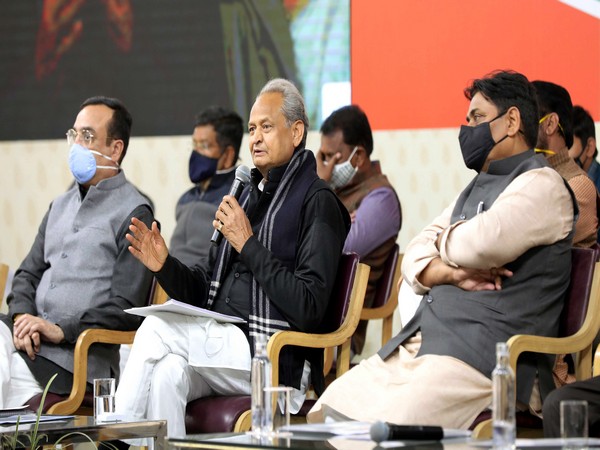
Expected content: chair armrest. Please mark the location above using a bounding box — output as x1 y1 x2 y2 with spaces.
266 262 370 387
47 328 136 414
508 262 600 381
594 344 600 377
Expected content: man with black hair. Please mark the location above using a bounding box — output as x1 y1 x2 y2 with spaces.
317 105 401 355
0 96 154 407
533 81 598 248
170 107 244 268
308 70 576 429
570 105 600 193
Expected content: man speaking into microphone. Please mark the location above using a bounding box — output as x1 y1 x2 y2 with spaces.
115 79 350 439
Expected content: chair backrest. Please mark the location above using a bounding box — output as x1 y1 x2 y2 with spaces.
322 253 360 332
184 255 370 434
370 244 399 309
0 262 8 308
560 247 597 337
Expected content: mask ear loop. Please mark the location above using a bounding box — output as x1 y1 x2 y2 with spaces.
347 146 359 168
89 149 120 170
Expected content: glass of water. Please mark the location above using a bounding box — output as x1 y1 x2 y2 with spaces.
93 378 115 421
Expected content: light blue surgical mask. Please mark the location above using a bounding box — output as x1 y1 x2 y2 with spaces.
68 143 119 184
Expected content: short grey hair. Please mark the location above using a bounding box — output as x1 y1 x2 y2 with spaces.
258 78 309 149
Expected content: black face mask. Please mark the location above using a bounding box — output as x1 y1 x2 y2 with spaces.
458 112 508 172
188 151 219 183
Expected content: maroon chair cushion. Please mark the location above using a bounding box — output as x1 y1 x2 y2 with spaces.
469 410 543 430
27 392 94 413
370 244 399 309
183 253 360 434
185 395 251 434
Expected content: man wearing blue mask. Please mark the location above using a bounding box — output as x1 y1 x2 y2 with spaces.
316 105 401 355
0 96 154 408
308 70 576 430
169 107 243 268
569 105 600 193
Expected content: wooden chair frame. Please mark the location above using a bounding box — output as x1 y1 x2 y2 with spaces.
360 253 402 347
473 258 600 438
45 281 168 414
233 262 370 431
0 262 9 309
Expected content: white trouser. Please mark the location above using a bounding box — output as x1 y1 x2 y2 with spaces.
115 313 252 439
0 321 43 408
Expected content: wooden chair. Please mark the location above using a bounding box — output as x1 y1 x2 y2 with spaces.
27 278 167 414
360 244 401 347
184 253 370 434
472 247 600 438
0 262 8 309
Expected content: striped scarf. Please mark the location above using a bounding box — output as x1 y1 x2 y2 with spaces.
207 148 316 350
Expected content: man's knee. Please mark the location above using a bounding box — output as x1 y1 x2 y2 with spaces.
152 354 189 393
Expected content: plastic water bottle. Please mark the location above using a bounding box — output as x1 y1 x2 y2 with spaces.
492 342 516 449
251 334 272 436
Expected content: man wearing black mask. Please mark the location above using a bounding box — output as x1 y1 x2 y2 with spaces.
170 107 243 268
308 70 577 430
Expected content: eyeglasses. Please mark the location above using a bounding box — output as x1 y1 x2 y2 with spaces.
192 140 213 151
66 128 95 147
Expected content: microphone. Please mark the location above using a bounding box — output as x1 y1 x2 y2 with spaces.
210 165 251 246
370 421 444 443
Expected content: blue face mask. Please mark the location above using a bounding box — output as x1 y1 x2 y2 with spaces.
188 151 219 183
68 143 119 184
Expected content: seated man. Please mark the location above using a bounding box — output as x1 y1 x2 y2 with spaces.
308 70 576 429
570 105 600 193
317 105 401 354
0 96 154 407
532 81 598 248
115 78 350 438
543 376 600 437
170 107 243 267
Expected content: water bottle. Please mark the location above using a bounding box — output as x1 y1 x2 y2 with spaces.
492 342 516 449
251 334 273 436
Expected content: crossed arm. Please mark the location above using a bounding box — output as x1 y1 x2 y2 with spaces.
404 167 574 295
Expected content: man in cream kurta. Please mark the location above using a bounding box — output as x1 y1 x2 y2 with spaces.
308 70 576 429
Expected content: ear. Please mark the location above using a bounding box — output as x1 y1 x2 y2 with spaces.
111 139 125 163
506 106 522 137
585 137 597 158
291 120 304 148
544 112 561 136
221 145 237 169
355 146 368 168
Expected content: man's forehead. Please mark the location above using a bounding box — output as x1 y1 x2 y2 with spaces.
249 92 283 122
467 93 497 116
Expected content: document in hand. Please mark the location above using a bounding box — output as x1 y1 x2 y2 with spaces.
124 299 246 324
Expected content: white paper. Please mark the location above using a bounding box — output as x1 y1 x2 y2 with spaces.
0 414 74 425
279 421 371 437
124 299 246 323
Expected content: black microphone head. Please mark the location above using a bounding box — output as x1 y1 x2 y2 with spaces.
370 421 389 443
235 165 251 184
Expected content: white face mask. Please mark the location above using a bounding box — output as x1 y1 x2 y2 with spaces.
329 146 358 190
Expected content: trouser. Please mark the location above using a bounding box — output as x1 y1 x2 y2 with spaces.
542 376 600 437
0 321 43 408
115 313 252 439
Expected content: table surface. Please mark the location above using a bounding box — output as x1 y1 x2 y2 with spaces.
0 415 167 450
167 433 600 450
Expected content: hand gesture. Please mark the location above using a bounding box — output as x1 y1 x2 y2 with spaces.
126 218 168 272
214 195 253 253
316 149 341 182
